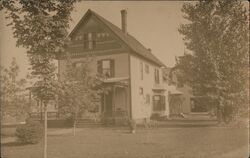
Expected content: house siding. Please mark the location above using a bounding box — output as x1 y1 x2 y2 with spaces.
58 53 130 79
176 85 192 113
130 54 166 121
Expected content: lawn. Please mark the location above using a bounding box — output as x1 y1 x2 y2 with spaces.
1 126 249 158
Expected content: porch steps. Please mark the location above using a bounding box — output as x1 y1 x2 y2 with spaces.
76 119 103 128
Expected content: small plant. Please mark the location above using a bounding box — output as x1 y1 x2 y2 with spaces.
15 119 44 144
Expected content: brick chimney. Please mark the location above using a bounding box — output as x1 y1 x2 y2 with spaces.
121 9 127 34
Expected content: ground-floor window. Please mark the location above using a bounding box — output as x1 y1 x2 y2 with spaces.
153 95 165 111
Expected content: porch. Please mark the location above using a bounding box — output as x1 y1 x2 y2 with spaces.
100 77 130 125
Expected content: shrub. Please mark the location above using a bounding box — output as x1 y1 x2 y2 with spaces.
15 120 44 144
65 115 74 127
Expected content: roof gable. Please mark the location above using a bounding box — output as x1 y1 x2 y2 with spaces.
68 9 166 67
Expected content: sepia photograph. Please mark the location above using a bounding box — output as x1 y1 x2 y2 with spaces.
0 0 249 158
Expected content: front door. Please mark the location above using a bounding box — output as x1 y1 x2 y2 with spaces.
104 91 113 116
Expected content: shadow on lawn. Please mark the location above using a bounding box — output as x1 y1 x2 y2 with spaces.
2 141 28 147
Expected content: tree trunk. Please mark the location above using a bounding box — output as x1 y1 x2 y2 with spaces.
73 120 76 136
43 102 48 158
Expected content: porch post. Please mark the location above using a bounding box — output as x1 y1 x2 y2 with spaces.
103 92 106 114
112 86 116 117
125 87 129 118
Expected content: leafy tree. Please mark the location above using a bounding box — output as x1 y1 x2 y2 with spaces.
0 58 28 120
176 0 248 121
58 56 103 136
1 1 79 158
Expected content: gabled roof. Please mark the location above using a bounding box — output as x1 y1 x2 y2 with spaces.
69 9 166 67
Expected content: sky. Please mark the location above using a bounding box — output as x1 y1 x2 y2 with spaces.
0 1 189 78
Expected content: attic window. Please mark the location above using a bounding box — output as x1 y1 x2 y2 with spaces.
83 32 96 49
98 32 109 39
74 62 83 68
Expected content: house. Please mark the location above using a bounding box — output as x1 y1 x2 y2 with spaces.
164 66 210 116
57 9 169 123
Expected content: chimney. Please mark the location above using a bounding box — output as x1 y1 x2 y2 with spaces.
121 9 127 34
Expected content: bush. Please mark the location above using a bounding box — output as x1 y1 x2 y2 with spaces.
65 115 74 127
15 120 44 144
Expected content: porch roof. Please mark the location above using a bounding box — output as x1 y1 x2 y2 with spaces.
168 85 183 95
102 77 129 86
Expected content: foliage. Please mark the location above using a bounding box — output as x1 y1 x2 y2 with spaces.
1 0 79 104
15 119 44 144
57 56 103 125
0 58 28 119
176 0 249 118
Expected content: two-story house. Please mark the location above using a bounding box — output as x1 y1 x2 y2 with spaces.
58 9 168 123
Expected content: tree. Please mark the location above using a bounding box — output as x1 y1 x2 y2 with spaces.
176 0 248 122
0 58 28 120
58 56 102 136
1 1 79 158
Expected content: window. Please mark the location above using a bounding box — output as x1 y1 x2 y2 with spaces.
74 62 82 68
101 33 106 38
97 59 114 78
78 35 83 40
146 94 150 104
140 62 143 80
97 33 101 38
84 33 88 49
145 64 149 74
83 32 97 49
139 87 143 95
177 82 184 88
153 95 165 111
154 68 160 84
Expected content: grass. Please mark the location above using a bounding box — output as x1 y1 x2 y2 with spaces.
1 126 249 158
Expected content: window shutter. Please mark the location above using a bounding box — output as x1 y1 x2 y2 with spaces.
110 59 115 77
97 60 102 74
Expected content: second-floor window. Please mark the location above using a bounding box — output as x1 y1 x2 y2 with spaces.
146 94 150 104
140 62 143 80
155 68 160 84
145 64 149 74
97 59 114 78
